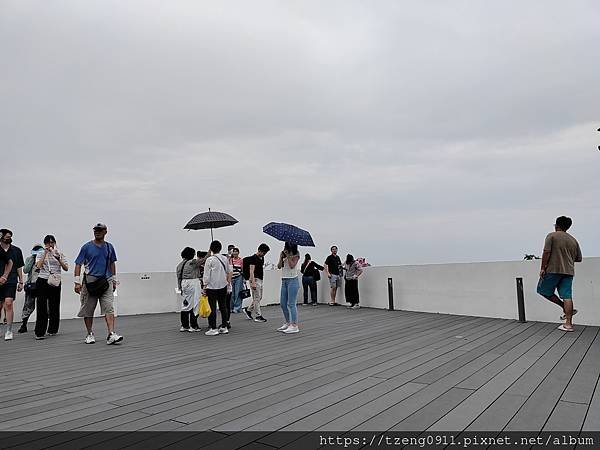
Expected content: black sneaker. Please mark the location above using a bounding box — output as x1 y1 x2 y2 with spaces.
226 321 232 329
18 324 27 333
254 315 267 323
243 307 253 320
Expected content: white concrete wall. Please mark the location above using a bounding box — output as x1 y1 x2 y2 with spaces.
13 258 599 326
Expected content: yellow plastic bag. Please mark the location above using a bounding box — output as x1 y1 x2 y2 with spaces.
197 295 211 318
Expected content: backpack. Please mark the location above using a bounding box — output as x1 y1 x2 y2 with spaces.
242 256 253 280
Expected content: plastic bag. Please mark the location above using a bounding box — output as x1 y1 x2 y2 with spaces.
197 295 211 318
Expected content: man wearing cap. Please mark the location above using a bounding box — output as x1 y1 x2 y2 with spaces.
74 223 123 345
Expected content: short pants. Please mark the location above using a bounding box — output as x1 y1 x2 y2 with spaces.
537 273 573 299
329 274 343 289
0 283 17 301
78 279 115 317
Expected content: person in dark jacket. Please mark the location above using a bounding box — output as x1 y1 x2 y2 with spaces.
300 254 324 305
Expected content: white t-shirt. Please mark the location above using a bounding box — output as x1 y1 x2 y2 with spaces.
202 254 232 289
282 253 300 279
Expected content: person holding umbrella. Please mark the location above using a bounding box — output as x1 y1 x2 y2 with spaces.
277 242 301 334
262 222 315 334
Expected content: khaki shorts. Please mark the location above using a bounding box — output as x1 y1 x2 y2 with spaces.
78 279 115 317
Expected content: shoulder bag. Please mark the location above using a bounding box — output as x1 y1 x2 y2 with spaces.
84 243 111 297
47 251 62 287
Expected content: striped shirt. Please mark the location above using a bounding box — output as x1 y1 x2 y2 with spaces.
36 250 68 279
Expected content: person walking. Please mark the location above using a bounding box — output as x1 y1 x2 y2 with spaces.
300 254 323 305
344 254 363 309
34 235 68 339
277 242 301 334
176 247 202 332
202 240 232 336
323 245 344 306
18 245 43 333
229 247 244 313
242 244 270 323
0 229 24 341
74 223 123 345
537 216 583 332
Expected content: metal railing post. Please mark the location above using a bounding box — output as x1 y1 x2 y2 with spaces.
388 278 394 311
516 277 526 323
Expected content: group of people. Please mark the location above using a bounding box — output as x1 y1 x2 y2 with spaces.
0 215 585 344
175 243 364 335
0 224 123 344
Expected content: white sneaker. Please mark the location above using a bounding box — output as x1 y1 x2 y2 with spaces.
107 332 123 345
191 327 201 332
85 334 96 344
218 327 229 334
205 328 219 336
4 331 13 341
283 325 299 334
179 326 190 332
277 323 289 332
351 304 360 309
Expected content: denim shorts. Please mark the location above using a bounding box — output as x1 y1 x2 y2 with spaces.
329 274 342 289
537 273 573 299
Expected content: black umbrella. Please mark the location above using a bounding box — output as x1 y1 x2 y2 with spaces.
184 209 238 241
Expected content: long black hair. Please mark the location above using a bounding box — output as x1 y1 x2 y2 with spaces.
284 242 299 256
345 254 355 265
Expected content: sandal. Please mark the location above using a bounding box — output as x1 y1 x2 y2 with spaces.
557 324 574 332
560 309 578 321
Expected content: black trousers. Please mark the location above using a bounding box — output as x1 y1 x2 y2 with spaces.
344 279 359 305
302 275 318 303
34 278 61 337
180 310 199 329
206 287 229 330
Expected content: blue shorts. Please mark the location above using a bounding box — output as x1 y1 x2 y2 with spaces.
537 274 573 299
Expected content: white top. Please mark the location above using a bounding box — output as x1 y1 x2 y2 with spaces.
203 254 232 289
36 249 68 279
281 254 300 279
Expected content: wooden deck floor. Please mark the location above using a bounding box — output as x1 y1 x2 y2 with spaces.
1 305 599 448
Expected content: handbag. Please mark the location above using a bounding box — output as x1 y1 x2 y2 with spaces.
240 281 251 299
197 294 211 318
84 244 111 297
48 273 61 287
46 252 62 287
24 280 37 294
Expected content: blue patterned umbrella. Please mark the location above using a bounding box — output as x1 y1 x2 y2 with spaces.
262 222 315 247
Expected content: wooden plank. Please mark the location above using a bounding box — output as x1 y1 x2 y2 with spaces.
562 328 600 404
318 383 427 431
456 322 554 390
505 326 597 431
543 400 588 431
214 376 383 431
466 394 528 431
393 387 474 431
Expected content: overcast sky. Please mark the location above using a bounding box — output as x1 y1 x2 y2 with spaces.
1 0 599 272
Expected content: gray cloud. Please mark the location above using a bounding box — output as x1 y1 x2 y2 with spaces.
1 0 599 271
